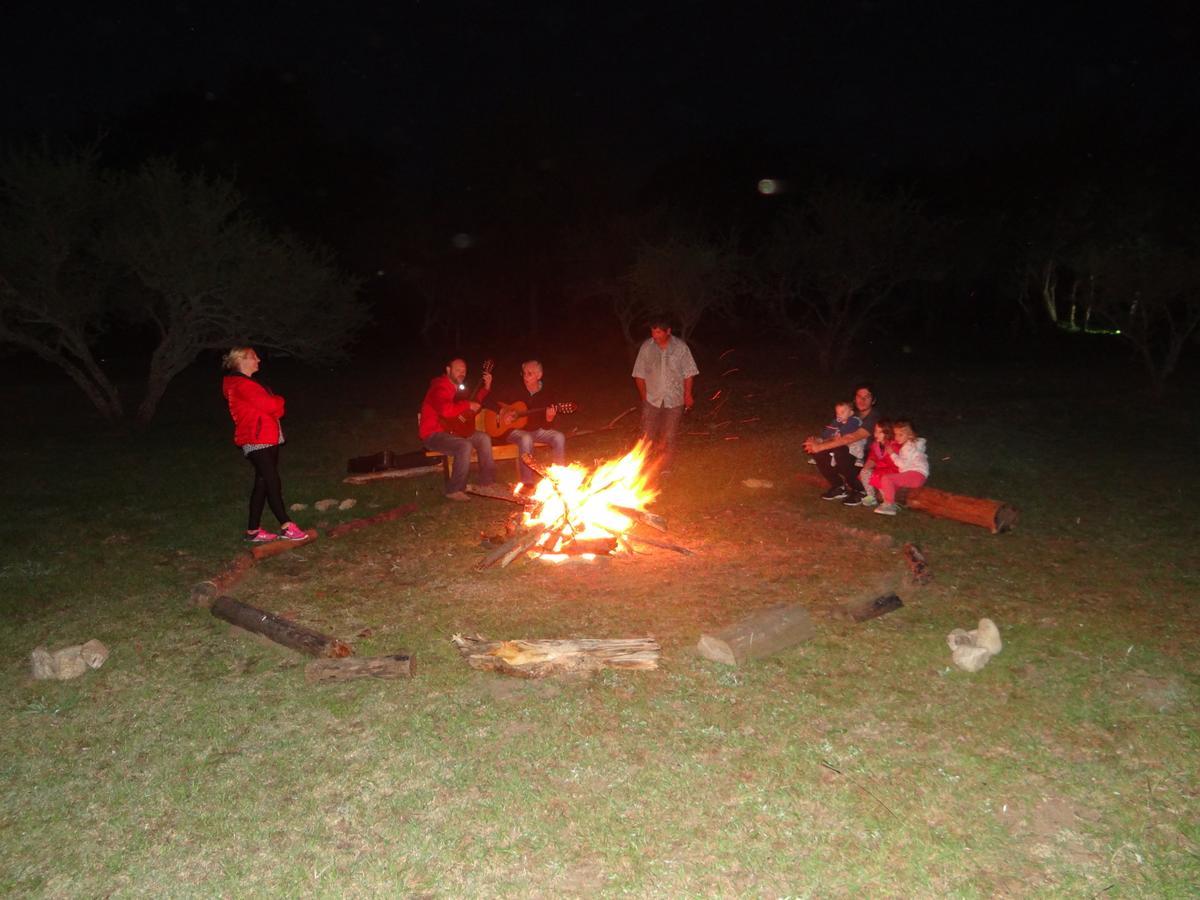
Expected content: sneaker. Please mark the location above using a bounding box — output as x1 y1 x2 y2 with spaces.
820 486 849 501
873 503 899 516
445 491 471 502
842 491 864 507
280 522 309 540
244 528 279 543
806 457 816 465
860 493 879 508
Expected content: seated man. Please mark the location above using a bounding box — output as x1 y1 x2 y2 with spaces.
495 359 566 490
801 383 879 504
418 357 495 501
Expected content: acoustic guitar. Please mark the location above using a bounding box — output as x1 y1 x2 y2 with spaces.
482 401 577 438
440 359 494 438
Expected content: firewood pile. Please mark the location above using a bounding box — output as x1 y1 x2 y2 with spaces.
474 447 694 569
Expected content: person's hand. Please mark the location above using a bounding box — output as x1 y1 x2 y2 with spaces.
802 436 818 454
481 372 493 390
468 401 481 412
684 392 694 411
545 405 556 422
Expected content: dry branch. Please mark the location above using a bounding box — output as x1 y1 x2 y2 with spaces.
903 543 933 585
608 504 667 532
343 465 441 484
475 523 549 570
451 633 660 678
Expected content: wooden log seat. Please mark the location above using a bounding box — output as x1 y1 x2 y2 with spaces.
424 412 549 484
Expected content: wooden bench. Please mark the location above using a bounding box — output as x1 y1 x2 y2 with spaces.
424 412 548 484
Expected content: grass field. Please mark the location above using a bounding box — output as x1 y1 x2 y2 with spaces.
1 349 1197 897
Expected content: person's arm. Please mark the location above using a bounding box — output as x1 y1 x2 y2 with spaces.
683 375 695 410
633 376 647 402
804 425 869 454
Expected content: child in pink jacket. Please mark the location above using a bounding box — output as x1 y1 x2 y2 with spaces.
873 420 929 516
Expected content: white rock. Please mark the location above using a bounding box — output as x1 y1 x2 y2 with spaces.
946 628 974 651
289 503 308 511
972 618 1002 655
80 639 109 669
30 644 90 680
338 498 357 511
952 644 993 672
314 499 340 511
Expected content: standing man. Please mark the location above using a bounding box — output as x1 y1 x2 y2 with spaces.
802 383 879 504
419 358 495 501
631 316 699 471
497 359 567 491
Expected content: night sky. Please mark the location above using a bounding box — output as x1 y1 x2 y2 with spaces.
5 2 1196 177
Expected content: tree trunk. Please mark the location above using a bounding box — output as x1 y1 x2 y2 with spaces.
697 602 815 665
210 595 352 657
901 486 1018 533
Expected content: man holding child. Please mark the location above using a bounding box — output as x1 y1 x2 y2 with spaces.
802 383 878 505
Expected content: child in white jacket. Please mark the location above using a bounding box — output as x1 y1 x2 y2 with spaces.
873 420 929 516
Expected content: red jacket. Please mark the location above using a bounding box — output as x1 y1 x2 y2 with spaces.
418 375 488 440
222 373 285 445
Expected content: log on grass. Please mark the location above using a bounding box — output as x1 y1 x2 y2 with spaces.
451 634 660 678
901 487 1017 534
842 592 903 623
249 529 318 560
210 595 352 658
343 465 441 484
697 603 816 666
305 653 414 683
327 504 417 538
903 542 933 585
189 554 256 608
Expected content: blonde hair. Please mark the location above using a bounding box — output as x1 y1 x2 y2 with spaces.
222 346 254 371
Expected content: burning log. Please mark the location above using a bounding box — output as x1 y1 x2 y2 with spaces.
305 653 413 683
608 504 667 532
210 596 352 658
697 603 816 666
475 524 550 570
451 634 660 678
620 533 695 557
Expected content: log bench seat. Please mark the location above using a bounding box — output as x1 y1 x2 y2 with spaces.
423 412 548 484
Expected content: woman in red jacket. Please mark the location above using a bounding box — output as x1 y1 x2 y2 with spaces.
221 347 307 543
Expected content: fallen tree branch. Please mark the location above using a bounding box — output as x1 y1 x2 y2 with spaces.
210 596 352 658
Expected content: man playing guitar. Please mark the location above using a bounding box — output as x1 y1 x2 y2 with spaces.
492 359 567 492
418 357 496 501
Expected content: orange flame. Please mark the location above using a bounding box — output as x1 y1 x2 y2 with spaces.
522 439 659 558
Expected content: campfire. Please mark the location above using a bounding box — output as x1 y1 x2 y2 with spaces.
476 440 694 569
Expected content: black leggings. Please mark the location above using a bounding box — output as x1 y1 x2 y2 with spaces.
814 445 865 493
245 445 291 531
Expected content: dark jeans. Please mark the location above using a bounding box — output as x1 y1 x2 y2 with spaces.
641 401 684 464
424 430 495 494
245 445 291 530
813 446 865 493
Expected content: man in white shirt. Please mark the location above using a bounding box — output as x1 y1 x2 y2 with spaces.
631 316 699 471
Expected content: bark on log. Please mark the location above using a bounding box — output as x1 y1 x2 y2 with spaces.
901 487 1017 533
794 472 1016 533
190 554 256 608
327 504 417 538
842 592 904 623
305 653 413 683
249 529 318 560
451 634 659 678
210 596 352 657
697 603 816 665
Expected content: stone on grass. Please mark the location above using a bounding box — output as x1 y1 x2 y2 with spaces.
338 498 357 511
289 503 308 512
30 639 109 680
946 618 1002 672
314 498 340 511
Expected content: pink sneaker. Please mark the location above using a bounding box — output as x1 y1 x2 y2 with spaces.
280 522 308 541
244 528 279 543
